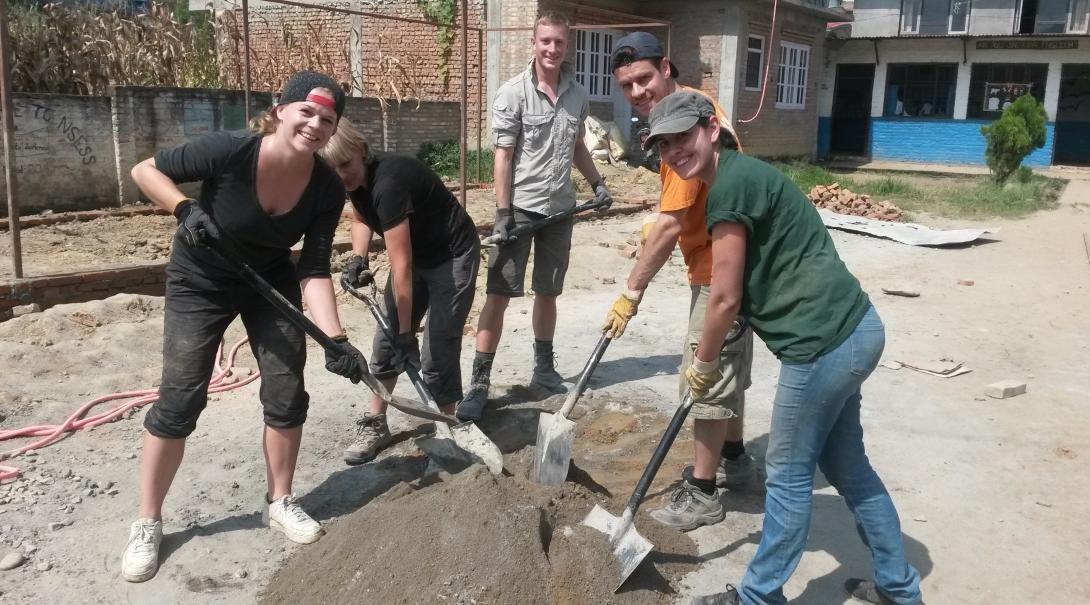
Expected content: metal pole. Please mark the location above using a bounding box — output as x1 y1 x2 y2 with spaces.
459 0 468 207
0 0 23 279
476 29 483 184
242 0 252 124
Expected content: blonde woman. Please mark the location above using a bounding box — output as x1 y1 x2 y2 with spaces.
320 120 480 465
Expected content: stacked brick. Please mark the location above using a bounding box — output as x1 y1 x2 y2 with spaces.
808 183 903 221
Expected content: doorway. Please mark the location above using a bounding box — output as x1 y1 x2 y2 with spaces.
1054 63 1090 165
830 64 875 157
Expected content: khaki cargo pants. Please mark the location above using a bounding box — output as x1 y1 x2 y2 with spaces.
680 285 754 419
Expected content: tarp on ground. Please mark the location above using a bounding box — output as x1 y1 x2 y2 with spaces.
819 210 998 246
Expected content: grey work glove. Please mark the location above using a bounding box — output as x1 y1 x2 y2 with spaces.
174 199 222 248
592 180 613 212
493 207 517 242
393 332 421 374
343 254 373 288
325 335 365 384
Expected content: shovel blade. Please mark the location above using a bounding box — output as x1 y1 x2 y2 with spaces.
531 412 577 485
414 433 475 474
386 394 460 424
449 421 504 475
581 504 655 592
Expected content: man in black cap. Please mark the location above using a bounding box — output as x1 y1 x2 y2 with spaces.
601 32 755 533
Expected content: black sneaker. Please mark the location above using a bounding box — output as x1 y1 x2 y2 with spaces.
690 584 741 604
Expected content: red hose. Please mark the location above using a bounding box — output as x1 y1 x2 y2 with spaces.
0 338 259 482
739 0 780 124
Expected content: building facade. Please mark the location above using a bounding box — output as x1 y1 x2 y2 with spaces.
818 0 1090 165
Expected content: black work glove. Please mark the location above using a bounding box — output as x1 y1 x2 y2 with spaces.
174 199 222 248
393 332 421 373
325 335 365 384
343 254 373 288
591 180 613 212
493 207 517 242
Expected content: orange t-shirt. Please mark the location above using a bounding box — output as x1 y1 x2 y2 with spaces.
658 86 733 286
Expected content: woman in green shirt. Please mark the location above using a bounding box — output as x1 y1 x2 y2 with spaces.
644 91 923 605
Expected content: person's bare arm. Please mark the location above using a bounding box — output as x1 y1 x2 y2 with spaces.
383 220 414 334
130 157 190 214
695 222 747 362
626 209 685 293
572 139 604 190
349 208 373 257
300 276 346 337
493 146 515 210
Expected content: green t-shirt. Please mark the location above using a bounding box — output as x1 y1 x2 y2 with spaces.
704 150 870 363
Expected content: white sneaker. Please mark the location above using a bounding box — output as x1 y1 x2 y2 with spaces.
265 494 323 544
121 518 162 582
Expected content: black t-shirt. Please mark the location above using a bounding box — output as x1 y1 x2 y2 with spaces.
349 153 477 268
155 131 345 280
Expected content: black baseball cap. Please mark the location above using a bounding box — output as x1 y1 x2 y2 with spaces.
610 31 679 78
644 91 715 149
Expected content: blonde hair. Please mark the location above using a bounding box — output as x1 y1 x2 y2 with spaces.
318 118 370 166
534 10 570 34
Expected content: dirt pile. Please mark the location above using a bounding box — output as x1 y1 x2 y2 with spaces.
261 457 698 605
808 183 903 221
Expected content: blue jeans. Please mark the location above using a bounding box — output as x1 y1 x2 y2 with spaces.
739 305 922 605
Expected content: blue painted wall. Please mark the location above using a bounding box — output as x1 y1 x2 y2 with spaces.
817 117 832 160
869 118 1055 166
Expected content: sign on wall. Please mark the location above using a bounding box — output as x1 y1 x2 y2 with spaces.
976 39 1078 50
982 82 1033 112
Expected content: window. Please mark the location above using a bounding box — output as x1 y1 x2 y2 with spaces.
575 30 615 100
745 36 765 91
883 63 957 118
949 0 971 32
775 42 810 109
1068 0 1090 32
902 0 922 32
967 64 1048 119
903 0 972 34
1018 0 1089 32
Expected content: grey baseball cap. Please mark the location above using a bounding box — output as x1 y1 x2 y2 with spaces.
644 91 715 149
610 31 679 78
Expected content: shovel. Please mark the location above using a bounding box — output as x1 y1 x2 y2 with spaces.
531 332 611 486
341 277 504 475
480 198 609 247
582 390 696 591
198 237 456 425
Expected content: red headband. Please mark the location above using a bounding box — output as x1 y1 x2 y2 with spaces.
306 92 336 110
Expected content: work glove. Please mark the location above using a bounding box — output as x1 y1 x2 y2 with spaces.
493 207 517 242
591 180 613 212
325 335 365 384
601 289 643 339
174 199 221 248
393 332 421 373
684 356 722 402
343 254 373 288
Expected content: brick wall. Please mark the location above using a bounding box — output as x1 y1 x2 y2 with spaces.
0 94 118 216
0 263 169 321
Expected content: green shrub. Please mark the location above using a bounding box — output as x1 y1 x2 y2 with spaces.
980 95 1047 185
417 139 494 182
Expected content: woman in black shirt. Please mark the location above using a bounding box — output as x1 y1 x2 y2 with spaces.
121 71 365 583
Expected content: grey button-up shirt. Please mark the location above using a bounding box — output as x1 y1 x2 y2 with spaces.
492 59 589 216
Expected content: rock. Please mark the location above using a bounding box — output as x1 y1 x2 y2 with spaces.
957 279 975 286
984 380 1027 399
0 551 25 570
47 522 65 532
12 303 42 317
600 276 616 285
235 569 248 579
69 496 82 505
22 544 36 555
880 286 920 298
83 489 94 497
35 561 51 572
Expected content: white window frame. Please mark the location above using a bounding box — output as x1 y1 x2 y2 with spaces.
1068 0 1090 33
902 0 922 33
745 35 765 91
575 29 618 101
949 0 972 33
775 41 810 110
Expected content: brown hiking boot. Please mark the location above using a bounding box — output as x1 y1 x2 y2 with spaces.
344 413 392 465
845 579 925 605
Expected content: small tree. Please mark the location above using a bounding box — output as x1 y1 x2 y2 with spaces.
980 94 1048 184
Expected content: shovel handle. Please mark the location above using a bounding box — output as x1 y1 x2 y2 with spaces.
624 391 696 515
481 198 608 247
557 332 611 419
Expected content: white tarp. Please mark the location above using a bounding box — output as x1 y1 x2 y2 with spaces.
819 210 998 246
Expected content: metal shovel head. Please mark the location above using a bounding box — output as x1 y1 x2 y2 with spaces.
582 504 654 592
449 421 504 475
385 394 460 424
531 411 577 486
414 432 474 474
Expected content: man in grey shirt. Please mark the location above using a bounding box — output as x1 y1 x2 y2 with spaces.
457 11 612 421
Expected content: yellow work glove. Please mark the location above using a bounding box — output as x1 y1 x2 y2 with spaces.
601 289 643 339
684 356 722 401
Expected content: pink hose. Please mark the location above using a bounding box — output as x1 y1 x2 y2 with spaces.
0 338 260 482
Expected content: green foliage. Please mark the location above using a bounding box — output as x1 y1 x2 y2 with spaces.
416 0 457 86
865 176 919 198
774 160 860 193
418 139 494 182
980 94 1048 185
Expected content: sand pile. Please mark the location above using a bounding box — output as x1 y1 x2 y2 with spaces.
261 458 698 605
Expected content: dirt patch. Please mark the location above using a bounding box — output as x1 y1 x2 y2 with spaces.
261 443 697 605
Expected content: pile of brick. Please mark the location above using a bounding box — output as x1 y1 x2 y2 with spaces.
808 184 903 221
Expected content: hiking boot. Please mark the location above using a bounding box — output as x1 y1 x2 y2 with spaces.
845 578 925 605
120 518 162 583
530 341 566 393
649 480 725 531
265 494 323 544
690 584 742 605
344 413 392 465
456 382 490 422
683 453 757 489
